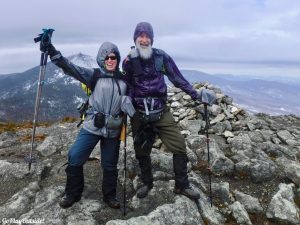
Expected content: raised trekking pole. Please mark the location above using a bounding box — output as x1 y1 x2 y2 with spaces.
204 102 213 207
26 29 55 171
120 115 128 216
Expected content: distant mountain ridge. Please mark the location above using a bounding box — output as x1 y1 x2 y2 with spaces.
180 70 300 115
0 53 98 122
0 53 299 122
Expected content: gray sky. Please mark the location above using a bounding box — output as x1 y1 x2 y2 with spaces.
1 0 300 77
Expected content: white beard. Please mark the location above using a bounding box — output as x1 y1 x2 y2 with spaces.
135 42 153 60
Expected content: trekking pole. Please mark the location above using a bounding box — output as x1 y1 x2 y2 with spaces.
204 102 213 207
26 29 54 171
122 114 128 216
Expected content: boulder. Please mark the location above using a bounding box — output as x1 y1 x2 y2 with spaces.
229 201 252 225
266 183 300 225
233 190 263 214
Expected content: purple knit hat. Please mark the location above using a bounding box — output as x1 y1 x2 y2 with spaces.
133 22 154 44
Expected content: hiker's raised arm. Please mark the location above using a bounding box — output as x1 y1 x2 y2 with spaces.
47 44 94 89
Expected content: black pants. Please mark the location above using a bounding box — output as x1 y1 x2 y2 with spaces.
131 108 187 156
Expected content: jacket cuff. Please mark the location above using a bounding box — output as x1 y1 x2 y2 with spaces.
50 52 62 61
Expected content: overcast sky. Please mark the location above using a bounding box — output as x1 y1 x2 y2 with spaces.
1 0 300 77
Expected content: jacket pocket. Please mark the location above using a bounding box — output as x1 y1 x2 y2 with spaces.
94 112 106 128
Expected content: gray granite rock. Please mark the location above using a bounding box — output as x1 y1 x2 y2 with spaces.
0 182 40 219
266 183 300 225
107 196 203 225
276 157 300 185
211 182 231 203
229 201 252 225
234 190 263 214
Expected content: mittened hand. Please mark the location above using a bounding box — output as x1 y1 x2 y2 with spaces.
36 28 55 53
39 41 48 53
40 43 59 57
132 112 141 121
196 89 217 106
132 112 147 125
48 44 60 57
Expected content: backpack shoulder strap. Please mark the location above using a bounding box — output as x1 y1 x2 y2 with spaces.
153 48 165 73
128 47 165 75
114 78 122 96
81 83 91 96
129 56 143 76
90 68 101 92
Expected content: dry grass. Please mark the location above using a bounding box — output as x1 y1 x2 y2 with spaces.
0 121 51 134
19 133 47 142
192 160 208 171
237 170 249 179
127 171 137 180
248 213 271 225
61 116 78 123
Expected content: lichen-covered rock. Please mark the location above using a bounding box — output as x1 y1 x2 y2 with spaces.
276 157 300 185
107 196 203 225
0 182 40 218
229 201 252 225
233 190 263 214
266 183 300 225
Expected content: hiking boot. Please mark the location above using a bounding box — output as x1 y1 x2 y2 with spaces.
104 197 120 209
136 184 153 198
173 187 200 199
59 194 81 208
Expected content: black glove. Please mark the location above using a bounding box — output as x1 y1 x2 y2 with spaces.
132 112 142 122
48 44 60 57
40 43 59 57
132 112 149 125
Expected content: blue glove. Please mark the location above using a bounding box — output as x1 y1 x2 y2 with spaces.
196 89 216 105
36 28 55 53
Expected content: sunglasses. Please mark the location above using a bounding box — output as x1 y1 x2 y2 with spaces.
105 55 117 60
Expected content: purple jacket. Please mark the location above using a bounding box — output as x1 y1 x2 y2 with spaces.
122 48 197 111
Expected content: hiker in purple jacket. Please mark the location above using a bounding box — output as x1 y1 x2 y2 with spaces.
123 22 216 199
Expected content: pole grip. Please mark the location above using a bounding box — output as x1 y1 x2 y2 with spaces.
40 53 44 66
43 53 48 66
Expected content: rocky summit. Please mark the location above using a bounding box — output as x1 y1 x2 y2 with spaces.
0 82 300 225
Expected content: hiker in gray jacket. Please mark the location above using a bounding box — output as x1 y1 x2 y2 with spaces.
44 41 135 209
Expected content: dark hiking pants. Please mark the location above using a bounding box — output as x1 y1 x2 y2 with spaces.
67 128 120 199
131 108 189 188
131 108 187 157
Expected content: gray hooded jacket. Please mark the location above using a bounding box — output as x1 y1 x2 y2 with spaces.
51 42 135 138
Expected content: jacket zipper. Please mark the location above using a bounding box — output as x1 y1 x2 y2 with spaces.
107 78 115 138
